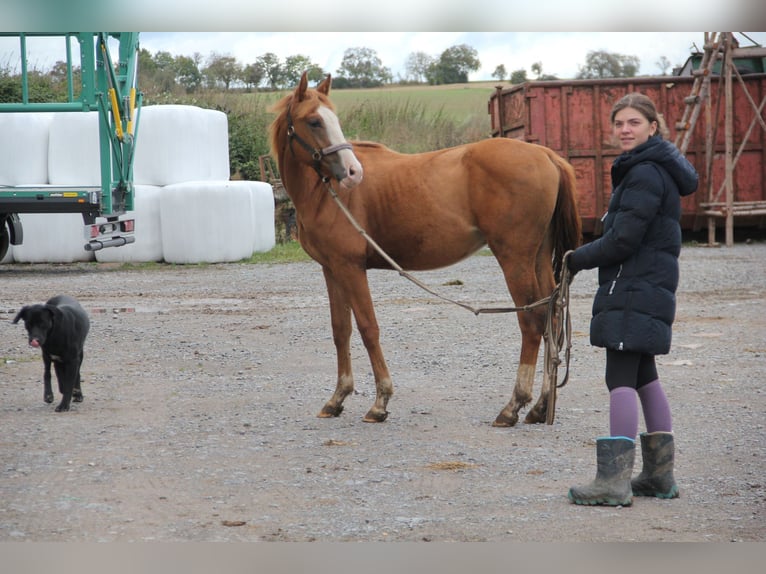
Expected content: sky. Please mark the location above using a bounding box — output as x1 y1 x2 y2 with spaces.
137 32 766 81
1 2 763 82
3 32 765 83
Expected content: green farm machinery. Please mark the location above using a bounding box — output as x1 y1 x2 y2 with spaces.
0 32 142 259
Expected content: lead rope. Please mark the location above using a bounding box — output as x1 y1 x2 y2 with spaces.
323 179 574 423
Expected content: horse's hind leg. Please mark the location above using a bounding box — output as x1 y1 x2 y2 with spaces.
493 306 546 427
522 245 558 424
491 255 548 427
317 268 355 418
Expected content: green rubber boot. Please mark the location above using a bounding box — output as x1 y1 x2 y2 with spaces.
631 431 680 499
568 437 635 506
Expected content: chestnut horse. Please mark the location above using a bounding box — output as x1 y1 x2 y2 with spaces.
269 72 581 427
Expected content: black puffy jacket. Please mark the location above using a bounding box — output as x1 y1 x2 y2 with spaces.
568 136 698 355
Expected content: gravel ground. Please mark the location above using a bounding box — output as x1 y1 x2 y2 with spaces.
0 241 764 542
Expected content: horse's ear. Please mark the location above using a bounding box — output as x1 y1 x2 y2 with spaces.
317 74 332 96
296 72 309 101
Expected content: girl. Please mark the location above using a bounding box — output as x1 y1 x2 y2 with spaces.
566 93 698 506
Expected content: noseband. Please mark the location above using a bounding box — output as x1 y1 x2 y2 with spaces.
286 104 353 179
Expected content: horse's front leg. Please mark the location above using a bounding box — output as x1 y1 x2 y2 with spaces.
317 267 355 418
335 266 393 422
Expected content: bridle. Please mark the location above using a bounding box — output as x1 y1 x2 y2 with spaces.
285 104 353 179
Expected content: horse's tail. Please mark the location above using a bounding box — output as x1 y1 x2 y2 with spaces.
547 150 582 283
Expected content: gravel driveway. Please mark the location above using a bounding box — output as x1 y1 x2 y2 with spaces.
1 241 764 542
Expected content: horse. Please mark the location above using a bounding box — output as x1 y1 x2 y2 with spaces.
269 72 581 427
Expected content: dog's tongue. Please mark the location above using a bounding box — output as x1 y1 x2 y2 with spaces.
30 339 40 348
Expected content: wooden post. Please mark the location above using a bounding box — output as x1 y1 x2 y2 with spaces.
706 68 716 245
723 33 735 247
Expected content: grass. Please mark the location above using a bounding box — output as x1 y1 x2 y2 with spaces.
246 240 311 264
310 82 498 150
216 81 500 161
328 82 499 121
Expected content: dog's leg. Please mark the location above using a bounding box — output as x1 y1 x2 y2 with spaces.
42 352 54 404
73 351 84 403
53 362 75 412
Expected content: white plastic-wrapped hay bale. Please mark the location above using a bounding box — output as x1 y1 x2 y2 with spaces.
95 185 163 263
0 112 53 185
47 111 101 186
12 211 94 263
159 181 254 264
233 180 275 253
134 105 230 186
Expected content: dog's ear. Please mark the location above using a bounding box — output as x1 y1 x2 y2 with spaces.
12 307 28 324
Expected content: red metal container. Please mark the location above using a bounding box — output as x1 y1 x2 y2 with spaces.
488 75 766 235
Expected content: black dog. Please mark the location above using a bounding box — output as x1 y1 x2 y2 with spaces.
13 295 90 412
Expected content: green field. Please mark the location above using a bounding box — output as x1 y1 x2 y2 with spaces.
328 81 500 120
257 80 500 118
327 81 501 151
206 81 506 179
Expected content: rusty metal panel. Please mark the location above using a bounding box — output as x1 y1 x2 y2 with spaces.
489 74 766 234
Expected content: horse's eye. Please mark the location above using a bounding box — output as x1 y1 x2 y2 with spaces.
307 118 322 129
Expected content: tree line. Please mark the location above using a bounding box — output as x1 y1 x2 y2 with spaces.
139 43 485 93
139 44 651 94
0 40 657 103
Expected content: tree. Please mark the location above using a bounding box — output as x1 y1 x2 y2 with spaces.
530 61 558 81
492 64 507 82
404 51 434 83
305 65 325 84
203 53 241 90
175 54 202 93
510 68 528 84
577 50 640 79
425 44 480 85
282 55 321 89
335 47 392 88
242 61 266 90
656 56 672 75
258 52 283 90
150 50 177 92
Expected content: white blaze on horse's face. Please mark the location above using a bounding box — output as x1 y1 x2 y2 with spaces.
318 105 363 189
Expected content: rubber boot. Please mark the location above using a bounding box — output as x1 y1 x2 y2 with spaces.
631 431 680 499
568 437 635 506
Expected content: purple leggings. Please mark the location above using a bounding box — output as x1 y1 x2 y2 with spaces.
605 349 673 438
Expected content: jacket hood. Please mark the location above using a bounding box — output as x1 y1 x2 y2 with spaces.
613 136 699 197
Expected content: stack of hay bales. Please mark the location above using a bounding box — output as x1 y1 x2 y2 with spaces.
0 105 275 264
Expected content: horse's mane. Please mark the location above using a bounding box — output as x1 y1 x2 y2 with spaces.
267 94 293 163
351 141 387 150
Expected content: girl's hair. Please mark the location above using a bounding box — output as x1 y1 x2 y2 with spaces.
610 92 669 139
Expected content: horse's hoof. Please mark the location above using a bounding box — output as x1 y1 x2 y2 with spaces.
363 409 388 423
73 394 84 403
492 412 518 427
54 403 70 413
318 404 343 418
524 408 546 424
44 394 54 404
